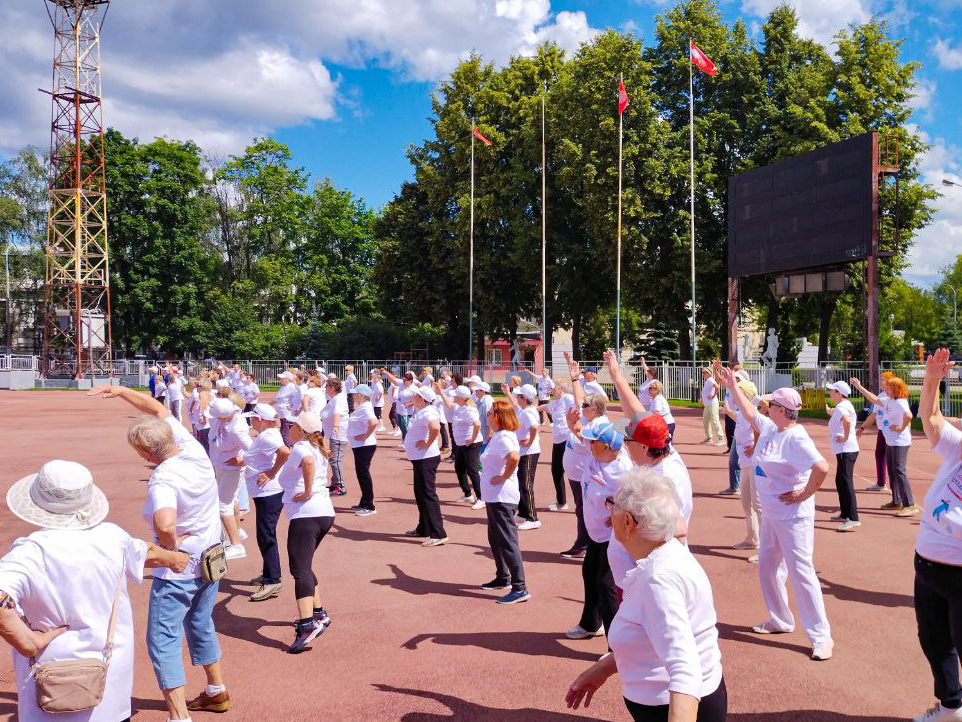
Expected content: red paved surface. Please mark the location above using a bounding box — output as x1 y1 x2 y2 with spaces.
0 390 945 720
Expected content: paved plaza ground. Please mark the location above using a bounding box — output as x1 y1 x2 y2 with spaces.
0 390 946 720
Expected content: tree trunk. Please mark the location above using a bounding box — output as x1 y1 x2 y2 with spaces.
817 296 836 363
572 314 581 362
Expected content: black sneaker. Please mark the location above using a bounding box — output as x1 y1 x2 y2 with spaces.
560 547 586 559
314 607 332 628
481 578 511 590
404 529 428 538
287 619 324 654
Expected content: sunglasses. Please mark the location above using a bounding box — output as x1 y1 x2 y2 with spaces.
581 403 591 409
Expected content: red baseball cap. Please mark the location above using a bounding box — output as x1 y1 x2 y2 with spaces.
624 412 669 449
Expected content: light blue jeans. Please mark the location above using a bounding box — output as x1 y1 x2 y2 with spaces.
728 443 741 491
146 576 221 690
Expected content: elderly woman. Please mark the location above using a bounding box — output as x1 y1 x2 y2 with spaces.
274 371 299 446
539 382 574 513
403 386 447 546
700 367 724 447
320 377 349 497
87 385 231 717
347 384 379 516
648 380 676 441
208 397 253 560
479 399 530 604
566 469 726 722
343 365 358 413
856 371 894 492
474 382 494 448
438 383 482 504
512 384 543 531
382 369 417 441
825 381 861 532
911 349 962 722
637 357 656 410
717 366 834 661
0 460 188 722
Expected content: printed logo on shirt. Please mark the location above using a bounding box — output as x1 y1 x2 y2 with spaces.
933 499 951 522
755 465 767 478
946 470 962 504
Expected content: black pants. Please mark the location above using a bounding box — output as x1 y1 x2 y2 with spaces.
253 492 284 584
834 451 859 521
374 405 383 420
439 422 450 451
352 445 377 510
347 394 355 413
915 553 962 709
550 442 567 506
388 405 397 429
196 428 210 455
287 515 334 599
517 453 540 522
280 418 293 447
413 456 446 539
886 444 914 507
454 441 482 497
243 402 255 425
569 478 590 549
486 502 526 591
724 415 736 452
579 540 618 635
624 677 727 721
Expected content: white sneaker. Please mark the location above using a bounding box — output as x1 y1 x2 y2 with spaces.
238 528 249 541
752 619 791 634
811 640 834 661
566 624 604 640
225 543 246 560
376 424 386 432
391 429 402 437
914 703 962 722
455 494 473 503
837 520 862 532
517 520 542 530
471 500 486 510
547 503 569 511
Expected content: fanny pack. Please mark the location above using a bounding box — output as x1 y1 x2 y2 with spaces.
32 567 123 713
199 542 228 583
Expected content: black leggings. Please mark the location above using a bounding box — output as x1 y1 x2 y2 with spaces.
517 453 540 522
915 553 962 709
353 445 377 510
624 677 727 721
454 442 482 497
834 451 859 521
439 422 450 451
550 442 567 506
413 456 446 539
287 515 334 599
254 492 284 584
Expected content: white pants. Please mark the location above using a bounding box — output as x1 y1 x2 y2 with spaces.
739 464 761 545
758 514 832 645
214 466 243 516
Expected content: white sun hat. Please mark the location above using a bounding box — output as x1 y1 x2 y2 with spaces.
7 460 109 530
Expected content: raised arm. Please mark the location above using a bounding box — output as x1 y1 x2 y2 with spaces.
565 352 584 408
849 377 881 409
713 361 759 433
920 348 954 447
433 382 455 409
603 350 644 417
88 384 171 419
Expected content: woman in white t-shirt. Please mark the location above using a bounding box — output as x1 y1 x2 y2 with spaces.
242 403 290 602
637 357 656 410
512 384 543 530
851 375 918 516
478 399 529 604
537 370 556 425
276 411 335 654
208 397 253 560
347 384 379 515
700 367 724 445
320 377 349 496
539 383 574 512
648 380 675 441
167 372 185 421
369 370 386 431
856 371 894 492
911 348 962 722
438 383 482 504
825 381 860 531
343 365 358 413
718 368 834 661
382 369 417 440
153 373 168 408
402 387 447 546
566 469 726 721
274 372 299 446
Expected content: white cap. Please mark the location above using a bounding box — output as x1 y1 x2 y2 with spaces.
825 380 852 397
415 386 437 403
734 370 750 382
468 375 483 385
210 398 237 418
278 371 295 381
244 403 277 421
475 381 491 393
215 379 230 388
455 385 472 399
294 411 323 434
515 384 537 401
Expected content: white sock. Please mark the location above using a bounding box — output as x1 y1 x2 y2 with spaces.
206 684 226 696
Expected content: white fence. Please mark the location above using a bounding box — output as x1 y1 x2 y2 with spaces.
0 355 37 371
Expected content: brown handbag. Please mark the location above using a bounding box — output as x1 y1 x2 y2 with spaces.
31 569 123 714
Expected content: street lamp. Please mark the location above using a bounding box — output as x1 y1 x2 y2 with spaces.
944 179 962 188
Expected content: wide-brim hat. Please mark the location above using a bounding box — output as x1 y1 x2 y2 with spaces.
7 460 109 530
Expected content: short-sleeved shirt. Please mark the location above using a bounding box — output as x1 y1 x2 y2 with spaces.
347 401 378 448
452 403 481 446
752 415 825 520
548 394 576 444
371 381 385 407
917 422 962 565
404 405 442 460
650 394 675 425
701 378 718 405
278 440 335 520
581 378 606 396
516 406 542 456
638 379 653 409
209 413 253 469
244 426 285 497
881 397 913 447
828 399 860 455
320 392 349 443
274 383 298 422
344 373 358 394
480 430 521 504
537 375 555 400
582 450 634 543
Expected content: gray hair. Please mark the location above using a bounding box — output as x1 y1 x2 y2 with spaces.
584 392 608 415
613 468 680 543
127 415 177 457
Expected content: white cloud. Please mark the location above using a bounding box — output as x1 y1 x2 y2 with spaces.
911 78 937 122
740 0 871 46
934 37 962 70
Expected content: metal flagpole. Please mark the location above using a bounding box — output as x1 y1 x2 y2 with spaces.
541 90 547 372
616 72 623 360
688 42 697 373
469 118 475 362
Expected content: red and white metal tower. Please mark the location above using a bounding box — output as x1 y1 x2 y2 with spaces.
41 0 113 379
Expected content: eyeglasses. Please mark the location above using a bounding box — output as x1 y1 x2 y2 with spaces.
604 496 615 511
581 403 591 409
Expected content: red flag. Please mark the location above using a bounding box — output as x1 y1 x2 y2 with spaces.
473 126 492 146
617 79 629 116
690 40 718 77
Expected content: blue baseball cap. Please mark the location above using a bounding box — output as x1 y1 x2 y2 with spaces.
580 422 624 450
584 367 598 373
353 384 373 397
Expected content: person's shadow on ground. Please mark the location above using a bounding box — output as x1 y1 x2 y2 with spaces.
372 684 592 720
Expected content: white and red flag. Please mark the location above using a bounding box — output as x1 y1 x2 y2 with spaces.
690 40 718 77
472 126 492 146
617 79 629 116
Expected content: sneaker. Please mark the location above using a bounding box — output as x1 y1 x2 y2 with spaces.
225 543 246 560
330 487 347 497
881 501 903 510
829 514 846 522
711 440 728 446
863 484 886 492
250 583 283 602
481 579 511 590
349 504 362 510
914 702 962 721
497 589 531 605
238 528 249 541
732 540 758 550
747 554 759 564
471 500 487 510
566 624 604 640
837 520 862 532
422 537 448 547
355 508 377 516
249 574 267 586
547 503 569 511
896 504 920 517
287 619 324 654
186 689 231 713
376 424 386 432
455 494 473 503
391 429 402 437
560 546 587 559
811 640 834 661
718 488 739 496
404 529 428 538
752 620 792 634
444 456 456 463
517 520 542 530
314 607 332 628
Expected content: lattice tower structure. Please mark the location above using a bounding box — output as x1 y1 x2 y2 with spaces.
41 0 113 378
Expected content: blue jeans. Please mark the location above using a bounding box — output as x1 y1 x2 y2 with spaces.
728 443 741 491
146 576 221 690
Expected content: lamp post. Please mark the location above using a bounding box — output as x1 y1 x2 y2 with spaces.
943 179 961 188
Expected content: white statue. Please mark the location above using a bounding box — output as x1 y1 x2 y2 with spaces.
760 327 779 369
509 340 522 367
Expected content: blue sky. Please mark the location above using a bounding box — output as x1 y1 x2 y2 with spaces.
2 0 960 286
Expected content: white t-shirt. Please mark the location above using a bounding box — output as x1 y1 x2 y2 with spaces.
609 539 723 707
320 392 349 443
347 401 378 448
701 378 718 406
274 383 298 422
396 382 416 416
476 394 494 437
752 415 825 520
153 377 167 399
581 378 606 396
548 394 576 444
564 414 610 480
244 381 260 404
917 422 962 565
638 379 654 410
142 417 221 580
442 387 457 424
186 388 200 423
371 381 385 408
278 440 335 520
208 413 253 469
480 430 521 504
344 373 358 394
881 397 913 447
828 399 860 455
872 390 890 419
537 375 555 400
650 395 675 425
733 407 755 462
582 450 635 543
244 426 285 498
167 377 184 402
452 403 481 446
404 405 442 461
516 406 542 456
0 524 148 722
300 387 325 415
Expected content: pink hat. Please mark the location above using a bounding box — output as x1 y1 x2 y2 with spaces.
760 387 802 411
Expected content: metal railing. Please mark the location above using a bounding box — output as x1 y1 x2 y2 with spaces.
0 355 38 371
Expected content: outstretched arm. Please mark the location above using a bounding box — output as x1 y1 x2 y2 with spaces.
920 348 954 447
849 377 881 409
88 385 171 419
565 352 584 408
713 361 758 433
603 350 644 417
